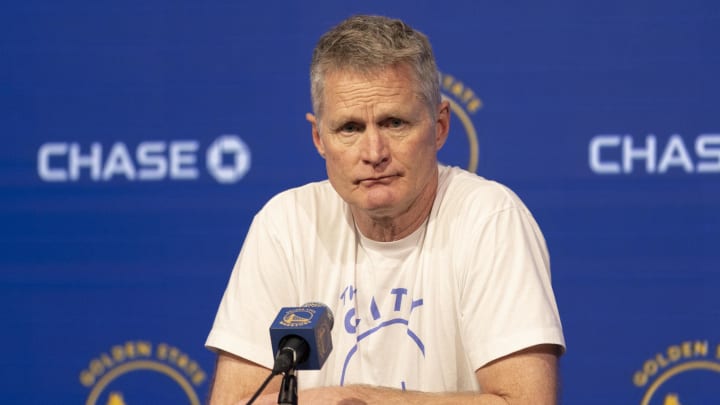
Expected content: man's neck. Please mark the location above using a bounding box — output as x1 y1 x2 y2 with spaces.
352 175 438 242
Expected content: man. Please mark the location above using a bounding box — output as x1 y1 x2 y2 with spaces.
206 15 565 405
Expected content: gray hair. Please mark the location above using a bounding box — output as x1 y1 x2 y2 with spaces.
310 15 441 118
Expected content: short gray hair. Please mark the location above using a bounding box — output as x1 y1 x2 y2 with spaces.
310 15 441 118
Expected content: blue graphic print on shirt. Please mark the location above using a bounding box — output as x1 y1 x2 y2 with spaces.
338 285 425 388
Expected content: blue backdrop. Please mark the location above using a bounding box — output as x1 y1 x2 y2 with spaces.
2 1 719 404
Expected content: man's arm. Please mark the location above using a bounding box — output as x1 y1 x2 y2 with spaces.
242 344 560 405
207 350 282 405
474 344 559 404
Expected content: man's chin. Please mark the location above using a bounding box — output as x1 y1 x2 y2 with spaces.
354 200 400 218
343 188 407 217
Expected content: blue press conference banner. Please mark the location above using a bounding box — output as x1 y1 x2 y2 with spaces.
1 1 719 403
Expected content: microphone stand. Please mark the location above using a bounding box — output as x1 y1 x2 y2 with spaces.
277 367 298 405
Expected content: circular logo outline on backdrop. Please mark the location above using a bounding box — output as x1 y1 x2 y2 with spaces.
444 97 479 173
206 134 251 183
632 339 720 404
79 341 207 405
86 360 200 405
640 361 720 405
438 72 482 173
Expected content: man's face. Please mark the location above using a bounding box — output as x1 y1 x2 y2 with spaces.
309 64 450 220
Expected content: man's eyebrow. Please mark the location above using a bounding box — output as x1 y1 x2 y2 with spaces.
375 106 421 121
327 116 365 128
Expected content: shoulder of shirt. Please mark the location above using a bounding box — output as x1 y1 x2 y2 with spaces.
438 165 527 214
255 180 345 223
265 179 337 204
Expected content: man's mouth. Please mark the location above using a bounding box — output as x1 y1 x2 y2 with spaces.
357 174 397 185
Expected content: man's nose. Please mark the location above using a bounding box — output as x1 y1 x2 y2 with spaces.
359 126 390 166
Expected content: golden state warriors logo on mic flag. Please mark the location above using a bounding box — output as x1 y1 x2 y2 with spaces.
280 307 316 327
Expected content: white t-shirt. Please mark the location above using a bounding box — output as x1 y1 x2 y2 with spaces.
206 165 565 392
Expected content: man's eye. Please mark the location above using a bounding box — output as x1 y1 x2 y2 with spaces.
340 123 361 133
385 118 405 128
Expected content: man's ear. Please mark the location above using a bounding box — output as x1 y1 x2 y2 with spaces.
306 112 325 158
435 100 451 150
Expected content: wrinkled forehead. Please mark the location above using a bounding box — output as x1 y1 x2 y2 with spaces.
327 66 421 100
322 62 419 88
317 64 429 116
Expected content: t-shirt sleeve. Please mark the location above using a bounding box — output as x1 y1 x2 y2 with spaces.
458 198 565 371
205 205 299 369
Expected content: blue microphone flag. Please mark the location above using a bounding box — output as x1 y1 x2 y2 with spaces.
269 303 333 370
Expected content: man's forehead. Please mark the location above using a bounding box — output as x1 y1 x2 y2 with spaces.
322 67 422 105
323 63 414 84
323 89 423 120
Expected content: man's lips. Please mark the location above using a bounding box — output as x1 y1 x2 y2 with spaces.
356 174 398 185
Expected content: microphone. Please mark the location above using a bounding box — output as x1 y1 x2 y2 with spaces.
269 302 334 374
